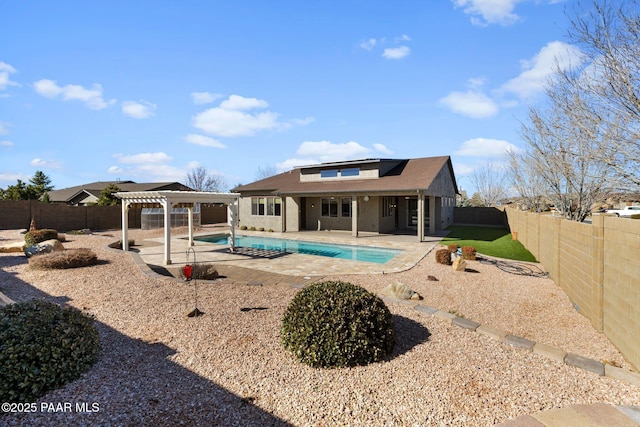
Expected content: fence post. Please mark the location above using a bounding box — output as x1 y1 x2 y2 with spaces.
591 214 605 331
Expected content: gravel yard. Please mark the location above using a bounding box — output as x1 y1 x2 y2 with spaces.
1 228 639 426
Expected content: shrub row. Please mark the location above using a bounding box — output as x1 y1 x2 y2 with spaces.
28 248 98 270
24 229 59 247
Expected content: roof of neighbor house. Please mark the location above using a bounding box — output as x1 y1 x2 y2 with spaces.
47 181 193 203
234 156 459 195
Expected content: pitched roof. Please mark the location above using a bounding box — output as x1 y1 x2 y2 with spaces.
47 181 193 203
234 156 458 195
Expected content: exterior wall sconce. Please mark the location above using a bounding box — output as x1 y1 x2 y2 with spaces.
363 196 370 202
311 203 315 208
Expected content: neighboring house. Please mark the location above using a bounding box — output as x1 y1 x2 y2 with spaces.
233 156 458 240
46 181 193 205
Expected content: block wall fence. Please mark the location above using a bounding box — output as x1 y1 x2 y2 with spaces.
505 208 640 370
0 200 227 231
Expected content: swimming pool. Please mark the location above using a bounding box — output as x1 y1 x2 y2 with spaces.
196 234 401 264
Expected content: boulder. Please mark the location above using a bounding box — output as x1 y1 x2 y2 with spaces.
0 241 26 253
24 239 64 258
379 282 423 301
452 256 467 272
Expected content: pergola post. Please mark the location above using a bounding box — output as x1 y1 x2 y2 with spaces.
429 195 436 235
121 201 130 251
163 199 172 265
228 200 237 252
187 205 194 246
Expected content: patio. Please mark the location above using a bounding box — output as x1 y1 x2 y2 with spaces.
131 225 446 276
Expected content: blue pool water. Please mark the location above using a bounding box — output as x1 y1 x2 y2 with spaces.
196 234 401 264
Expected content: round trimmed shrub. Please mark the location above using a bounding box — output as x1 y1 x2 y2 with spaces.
281 281 395 368
0 300 100 403
435 248 452 265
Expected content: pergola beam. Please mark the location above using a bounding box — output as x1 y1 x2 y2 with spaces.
115 191 240 265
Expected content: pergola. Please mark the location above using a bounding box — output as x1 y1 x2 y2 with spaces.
115 191 240 265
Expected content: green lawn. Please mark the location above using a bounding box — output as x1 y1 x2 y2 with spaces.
440 226 537 262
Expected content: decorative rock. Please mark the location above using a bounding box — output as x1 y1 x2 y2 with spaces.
0 241 26 253
427 275 438 281
452 256 467 272
24 239 64 258
379 282 422 300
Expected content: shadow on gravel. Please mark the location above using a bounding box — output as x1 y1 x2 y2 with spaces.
0 253 292 426
391 314 431 358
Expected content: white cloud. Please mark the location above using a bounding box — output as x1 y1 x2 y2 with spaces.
184 133 226 148
219 94 269 111
360 38 377 50
383 46 411 60
297 140 370 161
192 94 285 137
0 121 11 135
395 34 411 42
108 152 191 182
30 158 62 169
291 117 315 126
33 79 116 110
0 62 20 91
373 143 393 155
114 152 172 164
277 141 394 172
439 90 499 118
454 138 519 157
501 41 585 99
452 0 521 26
191 91 223 105
0 140 13 148
122 100 157 119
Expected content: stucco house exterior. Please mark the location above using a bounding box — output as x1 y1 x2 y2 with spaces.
232 156 458 241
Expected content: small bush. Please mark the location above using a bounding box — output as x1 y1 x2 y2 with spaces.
179 263 219 280
631 214 640 220
436 248 452 265
239 225 248 230
24 229 58 247
281 281 395 368
28 248 98 270
462 246 477 260
248 226 256 231
257 227 265 232
0 299 100 403
268 229 274 232
447 243 459 253
108 239 135 249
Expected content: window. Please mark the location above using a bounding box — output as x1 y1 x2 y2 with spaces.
341 168 360 177
341 197 351 217
320 169 338 178
382 197 395 217
251 197 281 216
321 198 338 217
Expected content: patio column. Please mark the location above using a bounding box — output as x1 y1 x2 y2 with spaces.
351 197 359 237
163 199 172 265
429 195 436 235
187 204 194 246
121 201 130 251
417 193 425 242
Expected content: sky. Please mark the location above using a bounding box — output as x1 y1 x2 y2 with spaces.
1 0 586 194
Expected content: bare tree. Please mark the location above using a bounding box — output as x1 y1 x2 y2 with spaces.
469 163 508 207
185 166 228 192
507 149 549 213
565 0 640 190
517 72 615 221
254 164 277 181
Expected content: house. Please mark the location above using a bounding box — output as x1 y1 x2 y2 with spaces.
46 181 192 205
232 156 458 241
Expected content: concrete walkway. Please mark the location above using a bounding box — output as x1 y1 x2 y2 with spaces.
497 403 640 426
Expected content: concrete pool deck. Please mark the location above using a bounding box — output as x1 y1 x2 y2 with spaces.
133 227 445 276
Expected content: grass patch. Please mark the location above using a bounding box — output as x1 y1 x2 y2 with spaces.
441 226 536 262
